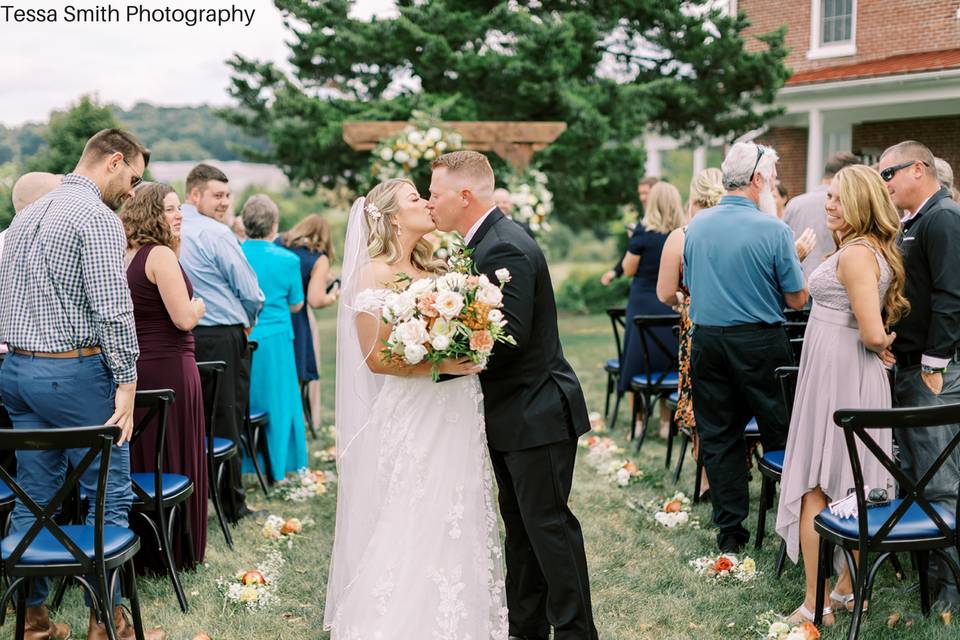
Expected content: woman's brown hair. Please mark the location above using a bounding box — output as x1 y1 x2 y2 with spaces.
120 182 177 252
283 214 336 262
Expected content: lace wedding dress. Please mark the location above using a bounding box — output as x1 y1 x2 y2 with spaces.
324 198 508 640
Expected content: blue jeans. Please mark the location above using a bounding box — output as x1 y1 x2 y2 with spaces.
0 352 132 607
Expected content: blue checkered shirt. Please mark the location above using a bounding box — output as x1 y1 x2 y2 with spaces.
0 174 139 383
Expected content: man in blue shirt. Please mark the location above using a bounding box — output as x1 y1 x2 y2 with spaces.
180 163 264 522
684 141 809 553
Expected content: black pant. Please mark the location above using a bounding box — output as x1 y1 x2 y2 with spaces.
194 324 251 522
490 438 598 640
690 324 792 545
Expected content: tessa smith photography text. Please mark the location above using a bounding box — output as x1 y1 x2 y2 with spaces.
1 4 257 27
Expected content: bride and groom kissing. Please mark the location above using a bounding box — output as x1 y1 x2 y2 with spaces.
323 150 599 640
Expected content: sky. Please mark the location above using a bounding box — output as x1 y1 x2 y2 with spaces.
0 0 397 125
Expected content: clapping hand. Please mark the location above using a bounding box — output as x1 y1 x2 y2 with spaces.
795 228 816 262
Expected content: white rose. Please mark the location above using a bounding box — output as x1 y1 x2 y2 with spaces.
436 140 448 152
437 272 467 292
379 148 394 161
408 278 435 296
476 284 503 306
389 291 417 322
395 318 429 346
433 291 465 319
394 150 410 164
426 127 442 143
487 309 503 324
408 157 418 168
430 334 451 351
430 317 455 338
495 268 512 283
403 343 428 364
407 131 424 145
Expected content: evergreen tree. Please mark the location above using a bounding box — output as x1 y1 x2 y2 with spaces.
222 1 789 228
27 96 121 174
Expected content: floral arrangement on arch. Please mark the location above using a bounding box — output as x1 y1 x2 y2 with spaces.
219 549 285 610
689 553 759 583
505 168 554 234
369 110 464 183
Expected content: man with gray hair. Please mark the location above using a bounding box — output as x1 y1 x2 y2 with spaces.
0 172 62 260
881 140 960 612
784 151 860 279
683 141 809 553
934 157 960 201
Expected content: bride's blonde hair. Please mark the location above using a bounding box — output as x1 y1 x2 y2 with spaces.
364 179 446 274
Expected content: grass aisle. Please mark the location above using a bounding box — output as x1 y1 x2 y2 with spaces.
11 311 954 639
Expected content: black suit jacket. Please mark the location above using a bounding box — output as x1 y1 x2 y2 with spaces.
467 209 590 451
893 188 960 361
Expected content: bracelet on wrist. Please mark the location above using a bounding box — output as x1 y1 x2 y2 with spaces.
922 365 948 375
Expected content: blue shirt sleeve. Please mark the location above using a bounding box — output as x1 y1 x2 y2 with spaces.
774 226 805 293
212 230 264 326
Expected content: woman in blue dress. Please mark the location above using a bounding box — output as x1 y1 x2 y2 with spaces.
275 215 339 429
618 181 686 437
240 194 308 480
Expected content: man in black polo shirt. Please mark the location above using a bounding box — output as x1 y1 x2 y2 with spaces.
881 140 960 612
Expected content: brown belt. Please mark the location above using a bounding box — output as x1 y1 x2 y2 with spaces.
12 347 102 359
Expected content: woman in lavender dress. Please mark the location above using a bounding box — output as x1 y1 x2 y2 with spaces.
775 165 909 625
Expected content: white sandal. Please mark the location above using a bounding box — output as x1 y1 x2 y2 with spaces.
830 589 867 613
788 604 833 625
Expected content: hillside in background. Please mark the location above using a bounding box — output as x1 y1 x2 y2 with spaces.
0 102 268 164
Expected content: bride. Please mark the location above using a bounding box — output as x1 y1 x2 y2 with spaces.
323 178 509 639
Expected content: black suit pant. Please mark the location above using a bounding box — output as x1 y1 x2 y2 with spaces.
490 438 598 640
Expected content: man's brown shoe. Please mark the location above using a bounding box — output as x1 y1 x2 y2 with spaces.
24 605 70 640
87 607 165 640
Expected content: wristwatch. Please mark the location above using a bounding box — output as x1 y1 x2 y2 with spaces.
921 364 948 375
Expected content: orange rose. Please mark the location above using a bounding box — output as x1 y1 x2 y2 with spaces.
281 518 302 535
417 292 439 318
714 556 734 572
798 622 820 639
469 330 494 355
624 462 638 474
663 499 682 513
240 570 267 586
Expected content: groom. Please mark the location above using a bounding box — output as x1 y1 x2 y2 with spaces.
428 151 598 640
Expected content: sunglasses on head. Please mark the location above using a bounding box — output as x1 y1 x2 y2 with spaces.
880 159 930 182
750 145 765 180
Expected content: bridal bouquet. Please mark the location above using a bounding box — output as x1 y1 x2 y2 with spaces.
377 253 516 381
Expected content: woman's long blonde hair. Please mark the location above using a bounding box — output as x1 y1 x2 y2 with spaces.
642 182 685 234
283 214 336 261
834 165 910 327
687 168 725 217
364 179 446 274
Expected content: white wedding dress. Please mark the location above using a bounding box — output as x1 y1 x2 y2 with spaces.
324 199 508 640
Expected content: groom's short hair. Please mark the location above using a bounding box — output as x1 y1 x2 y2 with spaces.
432 151 495 196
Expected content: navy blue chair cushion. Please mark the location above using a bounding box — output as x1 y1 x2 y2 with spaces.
631 372 679 388
211 437 236 457
131 473 192 502
761 449 785 474
249 408 269 423
818 500 957 541
1 525 137 565
745 418 760 436
604 358 620 372
0 478 13 504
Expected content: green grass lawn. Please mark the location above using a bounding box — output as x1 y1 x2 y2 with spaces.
11 310 955 639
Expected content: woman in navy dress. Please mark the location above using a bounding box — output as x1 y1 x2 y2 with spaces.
619 182 685 436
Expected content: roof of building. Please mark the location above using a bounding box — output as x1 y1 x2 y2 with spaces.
787 48 960 85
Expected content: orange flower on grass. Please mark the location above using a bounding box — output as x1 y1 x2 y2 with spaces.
798 622 820 639
714 556 734 572
663 500 683 513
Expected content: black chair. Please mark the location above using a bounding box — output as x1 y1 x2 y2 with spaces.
603 308 626 429
0 426 145 640
196 361 237 550
813 403 960 639
0 358 15 535
129 390 193 613
754 366 798 579
241 342 271 497
784 321 808 340
628 314 680 453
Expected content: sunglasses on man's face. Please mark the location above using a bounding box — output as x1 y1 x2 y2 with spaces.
880 160 930 182
121 157 144 189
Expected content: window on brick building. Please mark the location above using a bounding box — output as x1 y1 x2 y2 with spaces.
808 0 857 59
821 0 853 44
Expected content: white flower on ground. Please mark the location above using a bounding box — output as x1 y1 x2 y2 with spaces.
433 291 465 319
615 468 631 487
495 268 512 283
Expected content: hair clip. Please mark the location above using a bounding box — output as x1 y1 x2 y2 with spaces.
365 202 382 220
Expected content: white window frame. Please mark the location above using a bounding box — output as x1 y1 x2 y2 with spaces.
807 0 857 60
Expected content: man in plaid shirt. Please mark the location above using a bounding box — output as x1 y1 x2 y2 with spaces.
0 129 164 640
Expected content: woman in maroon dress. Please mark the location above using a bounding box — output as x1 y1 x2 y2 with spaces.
121 183 208 570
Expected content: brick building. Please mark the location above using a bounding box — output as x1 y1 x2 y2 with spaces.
646 1 960 198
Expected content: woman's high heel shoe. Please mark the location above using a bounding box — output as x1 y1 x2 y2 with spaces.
787 604 834 626
830 589 868 613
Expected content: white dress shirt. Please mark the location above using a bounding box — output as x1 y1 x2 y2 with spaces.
463 207 498 245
